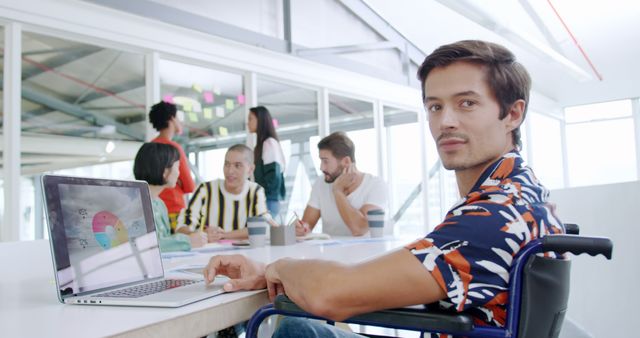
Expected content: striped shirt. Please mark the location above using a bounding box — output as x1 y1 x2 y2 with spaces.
176 179 267 232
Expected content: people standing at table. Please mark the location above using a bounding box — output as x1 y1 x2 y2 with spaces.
149 101 196 232
133 143 207 251
248 106 286 218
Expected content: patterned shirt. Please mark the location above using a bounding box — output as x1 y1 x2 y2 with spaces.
176 179 267 233
406 151 564 336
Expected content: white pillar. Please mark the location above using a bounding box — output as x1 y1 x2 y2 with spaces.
373 100 386 180
145 52 160 141
3 23 22 242
417 108 430 231
244 72 257 148
317 88 329 138
560 118 570 188
633 98 640 180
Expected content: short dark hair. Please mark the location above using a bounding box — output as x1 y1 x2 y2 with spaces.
417 40 531 149
227 144 254 165
149 101 177 131
249 106 279 164
317 131 355 162
133 143 180 185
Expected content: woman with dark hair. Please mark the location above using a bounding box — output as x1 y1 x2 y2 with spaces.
248 106 286 218
134 143 207 251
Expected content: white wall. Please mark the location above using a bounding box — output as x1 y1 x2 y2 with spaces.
550 181 638 337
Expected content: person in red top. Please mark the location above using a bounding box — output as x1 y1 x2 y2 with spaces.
149 101 196 232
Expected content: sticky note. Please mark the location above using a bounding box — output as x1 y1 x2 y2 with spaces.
219 126 228 136
192 84 202 93
163 94 174 104
182 101 193 112
203 108 213 119
225 99 234 110
272 118 279 128
176 110 185 122
203 91 214 104
192 102 202 113
213 86 221 95
188 112 198 123
237 94 245 105
216 107 225 118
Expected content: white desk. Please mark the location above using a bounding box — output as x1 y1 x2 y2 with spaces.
0 237 413 338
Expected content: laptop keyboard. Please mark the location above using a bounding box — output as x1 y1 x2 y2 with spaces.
94 279 199 298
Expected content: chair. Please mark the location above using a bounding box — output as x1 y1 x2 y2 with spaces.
246 224 612 338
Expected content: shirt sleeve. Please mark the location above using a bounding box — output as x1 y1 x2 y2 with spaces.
405 196 530 312
364 177 387 209
176 183 208 231
262 138 286 169
307 180 321 209
256 186 268 216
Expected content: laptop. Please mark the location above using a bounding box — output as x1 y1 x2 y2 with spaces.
42 174 226 307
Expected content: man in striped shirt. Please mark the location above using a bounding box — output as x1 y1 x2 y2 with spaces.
176 144 268 244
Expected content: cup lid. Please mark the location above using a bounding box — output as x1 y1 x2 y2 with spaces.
367 209 385 215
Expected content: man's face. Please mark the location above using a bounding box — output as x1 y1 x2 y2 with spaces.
425 61 519 172
223 150 252 191
319 149 344 183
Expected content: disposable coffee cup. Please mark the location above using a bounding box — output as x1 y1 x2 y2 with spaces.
247 216 268 247
367 209 385 238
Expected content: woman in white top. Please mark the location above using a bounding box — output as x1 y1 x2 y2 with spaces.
248 106 286 218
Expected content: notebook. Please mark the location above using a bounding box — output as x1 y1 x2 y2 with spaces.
42 174 226 307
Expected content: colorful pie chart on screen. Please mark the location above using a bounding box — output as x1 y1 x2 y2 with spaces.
92 211 129 249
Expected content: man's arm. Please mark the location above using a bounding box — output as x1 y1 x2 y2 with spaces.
176 144 196 193
265 248 447 322
333 190 369 236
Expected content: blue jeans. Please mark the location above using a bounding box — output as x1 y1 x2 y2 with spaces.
273 317 365 338
267 199 280 218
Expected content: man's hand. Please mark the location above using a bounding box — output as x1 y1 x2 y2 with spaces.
203 254 267 292
332 164 358 194
265 259 288 301
295 220 310 236
189 231 208 248
207 226 225 242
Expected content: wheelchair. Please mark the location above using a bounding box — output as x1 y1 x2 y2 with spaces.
246 224 613 338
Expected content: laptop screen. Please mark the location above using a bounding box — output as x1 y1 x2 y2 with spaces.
43 175 164 298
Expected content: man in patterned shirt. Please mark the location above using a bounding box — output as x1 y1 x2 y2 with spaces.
201 40 565 337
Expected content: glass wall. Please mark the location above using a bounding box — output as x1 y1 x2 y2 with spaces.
382 106 423 237
257 77 319 221
21 32 146 141
160 58 245 143
328 93 377 175
565 100 637 187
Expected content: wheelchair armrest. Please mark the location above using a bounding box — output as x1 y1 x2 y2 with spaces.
274 295 474 333
541 235 613 259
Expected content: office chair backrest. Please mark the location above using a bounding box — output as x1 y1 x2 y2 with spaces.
517 255 571 338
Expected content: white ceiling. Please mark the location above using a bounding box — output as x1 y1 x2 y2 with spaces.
365 0 640 108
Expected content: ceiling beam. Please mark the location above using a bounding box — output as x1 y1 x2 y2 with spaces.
338 0 426 66
21 84 145 140
296 41 399 57
22 46 104 80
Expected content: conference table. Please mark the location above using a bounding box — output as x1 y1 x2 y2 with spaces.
0 235 415 338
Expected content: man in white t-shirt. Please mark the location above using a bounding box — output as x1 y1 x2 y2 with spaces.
297 132 387 237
